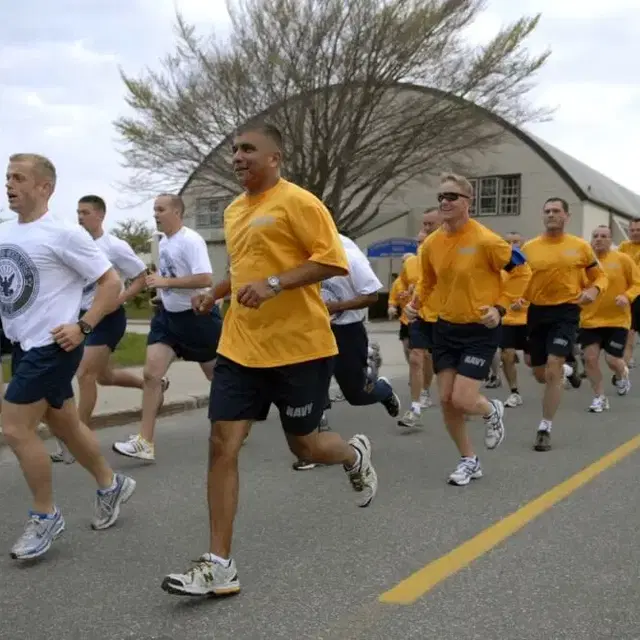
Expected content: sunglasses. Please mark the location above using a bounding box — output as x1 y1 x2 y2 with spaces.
437 192 469 203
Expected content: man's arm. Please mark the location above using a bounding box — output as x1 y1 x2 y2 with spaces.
118 272 146 305
486 237 531 312
583 247 608 294
155 273 213 289
409 244 436 313
81 268 122 328
623 254 640 302
279 261 346 290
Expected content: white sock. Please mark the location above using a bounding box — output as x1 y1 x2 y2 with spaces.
539 419 552 432
346 446 362 471
98 474 118 495
411 401 422 414
483 400 496 419
204 553 231 567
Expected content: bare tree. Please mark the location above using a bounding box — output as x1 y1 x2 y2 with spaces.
115 0 550 234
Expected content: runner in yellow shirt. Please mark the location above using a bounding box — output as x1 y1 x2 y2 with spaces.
521 197 608 452
398 208 442 428
499 232 529 408
617 217 640 366
580 225 640 412
388 258 414 363
162 123 378 598
407 173 531 486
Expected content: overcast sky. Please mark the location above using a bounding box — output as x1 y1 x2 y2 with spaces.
1 0 638 228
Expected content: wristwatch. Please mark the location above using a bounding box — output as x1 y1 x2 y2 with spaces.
77 319 93 335
494 305 507 318
267 275 282 294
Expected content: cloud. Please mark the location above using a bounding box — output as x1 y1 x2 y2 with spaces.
0 40 119 71
0 0 639 231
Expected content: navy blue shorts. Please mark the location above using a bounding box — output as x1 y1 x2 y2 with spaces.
409 318 434 352
579 327 628 359
527 303 579 368
431 319 500 381
208 355 334 436
5 342 84 409
399 323 410 341
148 306 221 363
500 324 528 351
632 297 640 332
81 306 127 352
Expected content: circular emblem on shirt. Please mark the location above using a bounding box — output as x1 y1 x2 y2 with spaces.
0 244 40 319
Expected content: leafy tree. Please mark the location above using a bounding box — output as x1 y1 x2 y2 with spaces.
111 218 153 254
115 0 550 235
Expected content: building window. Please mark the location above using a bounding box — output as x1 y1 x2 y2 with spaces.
467 174 521 217
195 197 228 228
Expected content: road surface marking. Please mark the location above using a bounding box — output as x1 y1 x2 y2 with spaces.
379 433 640 605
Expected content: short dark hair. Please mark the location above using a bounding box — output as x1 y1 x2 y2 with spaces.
235 121 283 151
78 194 106 213
156 193 185 217
391 272 399 279
423 207 439 215
544 197 569 213
629 217 640 225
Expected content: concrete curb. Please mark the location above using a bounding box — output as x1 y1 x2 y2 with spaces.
0 393 210 449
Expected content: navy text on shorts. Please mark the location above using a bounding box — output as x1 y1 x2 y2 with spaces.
527 303 579 368
208 355 334 436
431 319 501 381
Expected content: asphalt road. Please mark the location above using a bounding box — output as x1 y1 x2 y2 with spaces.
1 365 640 640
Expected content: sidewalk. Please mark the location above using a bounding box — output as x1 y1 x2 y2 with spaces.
0 327 408 447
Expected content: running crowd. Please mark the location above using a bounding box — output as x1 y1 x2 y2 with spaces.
2 121 639 599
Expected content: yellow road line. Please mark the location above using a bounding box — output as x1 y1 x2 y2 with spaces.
380 433 640 605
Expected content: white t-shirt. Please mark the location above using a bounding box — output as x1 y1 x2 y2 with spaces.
0 213 112 351
157 226 213 312
81 232 146 309
321 234 382 325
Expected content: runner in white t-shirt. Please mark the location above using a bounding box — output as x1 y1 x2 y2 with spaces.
294 234 400 469
3 153 137 561
50 195 162 464
113 193 221 462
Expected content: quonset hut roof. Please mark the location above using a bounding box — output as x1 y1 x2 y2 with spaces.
180 82 640 220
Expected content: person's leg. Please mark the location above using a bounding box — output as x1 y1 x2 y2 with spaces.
603 328 631 396
581 332 607 412
533 318 578 452
2 396 63 560
275 356 376 507
501 325 524 407
399 320 430 428
77 345 112 426
161 356 262 597
45 399 136 530
421 349 434 406
331 323 399 414
112 343 173 460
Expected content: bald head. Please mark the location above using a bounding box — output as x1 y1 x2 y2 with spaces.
153 193 186 235
421 207 442 237
155 193 184 217
504 231 523 248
